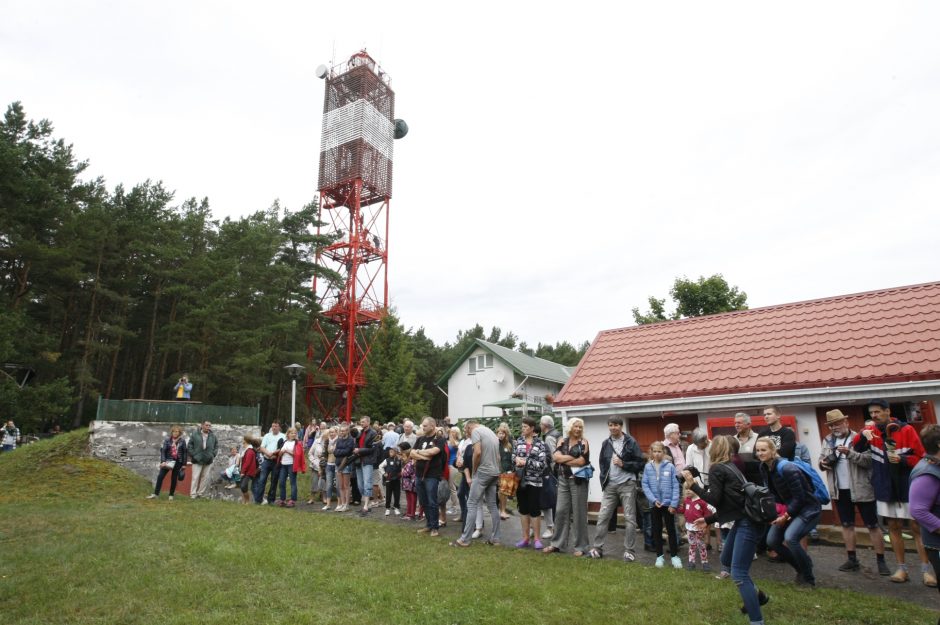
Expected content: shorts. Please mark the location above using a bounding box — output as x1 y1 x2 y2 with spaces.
240 476 254 494
877 500 911 520
834 490 878 528
516 484 542 517
340 464 353 475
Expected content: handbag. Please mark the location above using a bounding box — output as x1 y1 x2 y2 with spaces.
498 471 520 497
571 464 595 480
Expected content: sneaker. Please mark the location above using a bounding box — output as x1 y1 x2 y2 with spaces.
146 494 158 499
515 539 530 549
261 500 269 506
394 508 401 516
588 549 602 559
167 496 174 501
686 562 696 570
623 552 636 563
417 527 431 534
838 559 860 572
740 590 771 613
275 499 285 507
472 529 482 539
541 528 553 539
876 559 891 576
322 505 332 511
890 568 909 583
533 540 544 550
190 495 197 500
702 563 711 572
655 555 665 568
285 500 295 508
925 570 938 588
671 556 682 569
715 570 730 580
385 509 391 516
430 530 439 537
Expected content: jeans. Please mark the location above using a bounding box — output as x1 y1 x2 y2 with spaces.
356 463 374 495
767 505 820 585
416 476 441 529
277 465 297 501
457 474 470 521
591 480 637 555
550 476 590 552
651 506 678 557
721 518 765 625
459 472 501 544
254 458 278 503
323 464 336 502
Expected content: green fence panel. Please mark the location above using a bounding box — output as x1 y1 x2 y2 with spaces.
95 399 259 426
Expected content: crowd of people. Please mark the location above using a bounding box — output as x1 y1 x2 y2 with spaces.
146 400 940 625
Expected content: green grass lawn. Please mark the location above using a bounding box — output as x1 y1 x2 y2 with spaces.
0 431 934 625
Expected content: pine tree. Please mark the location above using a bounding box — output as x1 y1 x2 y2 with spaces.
358 312 428 420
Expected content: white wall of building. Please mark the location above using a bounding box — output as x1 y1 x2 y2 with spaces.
445 348 517 419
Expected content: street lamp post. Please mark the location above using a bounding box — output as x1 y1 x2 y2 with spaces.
284 364 305 429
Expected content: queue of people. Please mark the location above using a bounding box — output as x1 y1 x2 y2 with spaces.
146 399 940 624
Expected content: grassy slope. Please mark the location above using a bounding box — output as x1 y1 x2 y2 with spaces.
0 432 933 625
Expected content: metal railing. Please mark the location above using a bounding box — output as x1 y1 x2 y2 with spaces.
95 399 259 426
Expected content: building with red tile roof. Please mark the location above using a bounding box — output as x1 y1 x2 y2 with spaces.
553 281 940 505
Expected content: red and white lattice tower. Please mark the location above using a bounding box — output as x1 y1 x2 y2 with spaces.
306 51 401 422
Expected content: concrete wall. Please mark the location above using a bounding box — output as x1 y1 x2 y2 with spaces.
89 420 262 499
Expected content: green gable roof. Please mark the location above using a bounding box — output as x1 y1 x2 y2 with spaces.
436 339 574 386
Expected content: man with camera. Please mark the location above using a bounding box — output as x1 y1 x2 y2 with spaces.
2 420 20 452
173 374 193 400
818 409 889 575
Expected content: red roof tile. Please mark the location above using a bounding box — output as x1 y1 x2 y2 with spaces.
554 282 940 407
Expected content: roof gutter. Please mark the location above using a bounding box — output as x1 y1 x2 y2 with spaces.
556 379 940 417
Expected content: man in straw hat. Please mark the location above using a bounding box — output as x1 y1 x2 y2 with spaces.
818 408 889 576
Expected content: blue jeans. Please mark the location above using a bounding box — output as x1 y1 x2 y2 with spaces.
416 476 440 529
254 459 278 503
721 518 765 625
356 463 374 495
325 464 337 502
277 465 297 501
767 505 820 585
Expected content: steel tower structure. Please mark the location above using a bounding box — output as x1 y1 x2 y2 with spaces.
306 51 398 422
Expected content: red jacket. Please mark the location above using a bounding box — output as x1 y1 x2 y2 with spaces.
240 447 259 478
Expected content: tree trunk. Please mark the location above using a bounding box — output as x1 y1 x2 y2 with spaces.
73 252 102 427
105 300 129 399
158 296 177 384
138 281 162 399
11 259 31 310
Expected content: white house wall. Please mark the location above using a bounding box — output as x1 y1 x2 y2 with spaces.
445 348 517 419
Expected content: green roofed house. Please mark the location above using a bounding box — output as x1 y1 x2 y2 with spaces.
436 339 574 420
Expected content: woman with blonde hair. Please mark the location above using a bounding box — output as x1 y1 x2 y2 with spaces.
683 435 769 623
333 423 355 511
543 418 591 556
756 435 820 589
497 422 513 520
147 425 188 500
447 426 462 514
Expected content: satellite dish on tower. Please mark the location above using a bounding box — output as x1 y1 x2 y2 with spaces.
315 64 329 79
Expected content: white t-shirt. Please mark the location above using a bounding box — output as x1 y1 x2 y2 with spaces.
281 440 296 466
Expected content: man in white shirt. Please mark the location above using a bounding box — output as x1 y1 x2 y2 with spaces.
254 422 285 505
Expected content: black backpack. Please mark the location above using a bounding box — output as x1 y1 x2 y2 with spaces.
728 464 776 524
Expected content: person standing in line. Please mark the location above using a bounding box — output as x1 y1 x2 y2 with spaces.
255 422 285 505
383 445 403 516
587 417 645 562
662 423 687 472
817 409 890 576
854 399 933 586
758 406 796 461
543 418 591 557
147 425 187 500
909 424 940 599
539 415 561 539
412 417 447 537
451 421 502 547
513 416 548 549
275 427 306 507
187 421 218 499
238 436 259 505
642 441 682 569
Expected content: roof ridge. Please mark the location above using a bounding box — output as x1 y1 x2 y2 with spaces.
601 280 940 336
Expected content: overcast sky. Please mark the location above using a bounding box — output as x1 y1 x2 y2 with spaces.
3 2 939 348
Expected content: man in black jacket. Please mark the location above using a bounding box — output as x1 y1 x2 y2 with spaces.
354 416 381 516
587 417 646 561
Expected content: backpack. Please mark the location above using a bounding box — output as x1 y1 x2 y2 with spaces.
729 464 777 524
776 458 831 505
